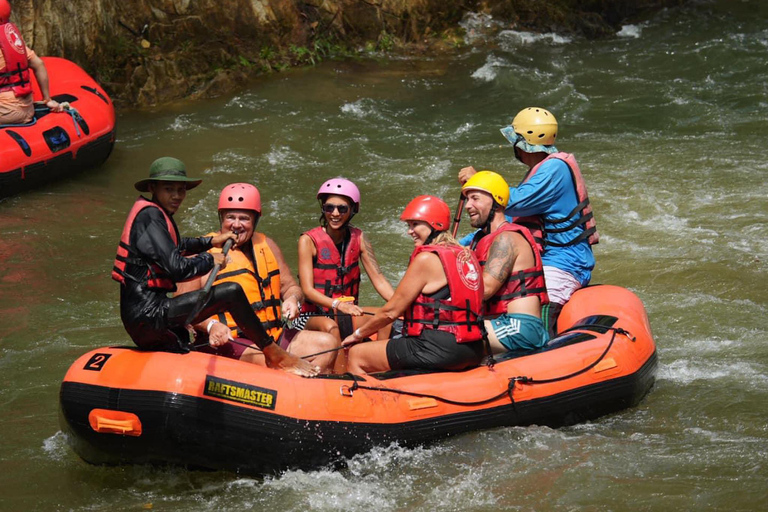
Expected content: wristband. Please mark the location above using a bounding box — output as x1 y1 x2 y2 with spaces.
354 328 363 340
206 319 219 334
332 298 341 310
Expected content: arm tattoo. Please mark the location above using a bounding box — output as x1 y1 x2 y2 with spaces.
485 233 517 283
362 235 383 275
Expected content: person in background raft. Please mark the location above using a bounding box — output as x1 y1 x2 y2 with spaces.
342 195 485 375
112 157 318 377
0 0 62 124
462 171 549 353
176 183 339 373
297 177 394 349
458 107 598 336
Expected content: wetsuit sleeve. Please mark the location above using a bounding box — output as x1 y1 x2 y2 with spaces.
179 236 213 255
131 208 214 282
505 159 570 218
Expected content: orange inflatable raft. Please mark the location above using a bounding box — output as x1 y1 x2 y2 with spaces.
1 57 115 198
59 285 657 475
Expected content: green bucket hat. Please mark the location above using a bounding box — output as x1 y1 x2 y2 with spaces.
134 157 203 192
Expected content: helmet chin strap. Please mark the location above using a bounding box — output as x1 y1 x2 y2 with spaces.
481 202 498 235
425 229 439 245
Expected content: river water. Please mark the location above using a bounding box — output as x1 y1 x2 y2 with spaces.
1 0 767 510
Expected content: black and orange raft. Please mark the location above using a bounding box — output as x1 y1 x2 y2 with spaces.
0 57 115 198
59 285 657 475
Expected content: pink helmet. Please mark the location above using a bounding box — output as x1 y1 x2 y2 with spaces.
0 0 10 23
218 183 261 214
317 177 360 212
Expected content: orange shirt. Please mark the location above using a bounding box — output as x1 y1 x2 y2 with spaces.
0 44 36 125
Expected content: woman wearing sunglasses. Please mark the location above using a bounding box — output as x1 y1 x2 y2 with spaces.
297 178 394 356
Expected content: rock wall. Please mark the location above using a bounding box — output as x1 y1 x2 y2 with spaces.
8 0 688 107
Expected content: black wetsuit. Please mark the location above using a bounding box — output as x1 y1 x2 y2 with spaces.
119 204 273 351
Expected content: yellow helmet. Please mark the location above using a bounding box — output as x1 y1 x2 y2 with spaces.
462 171 509 207
511 107 558 146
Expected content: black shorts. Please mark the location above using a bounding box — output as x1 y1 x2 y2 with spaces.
386 329 485 371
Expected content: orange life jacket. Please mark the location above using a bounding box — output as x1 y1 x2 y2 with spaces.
301 225 362 313
473 223 549 316
112 197 178 291
207 232 283 341
0 22 32 97
403 245 484 343
514 152 599 254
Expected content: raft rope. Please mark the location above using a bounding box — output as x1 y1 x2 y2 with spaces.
338 325 635 408
189 323 635 409
59 102 83 137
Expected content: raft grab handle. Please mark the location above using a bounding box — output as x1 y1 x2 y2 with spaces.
88 409 142 436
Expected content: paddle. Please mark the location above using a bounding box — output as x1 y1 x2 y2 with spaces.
300 337 372 359
451 192 466 238
184 237 234 326
192 335 370 360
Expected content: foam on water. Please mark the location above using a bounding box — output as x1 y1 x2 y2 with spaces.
263 144 312 169
168 113 204 133
498 29 572 48
207 149 259 174
340 98 384 119
470 54 507 82
659 359 768 386
42 431 69 461
225 93 269 110
618 24 644 38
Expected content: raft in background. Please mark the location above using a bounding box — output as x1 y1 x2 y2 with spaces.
59 285 657 475
0 57 115 198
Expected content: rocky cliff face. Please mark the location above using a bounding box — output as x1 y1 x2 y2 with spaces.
9 0 687 107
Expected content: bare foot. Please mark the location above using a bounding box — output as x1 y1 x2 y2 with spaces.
263 344 319 377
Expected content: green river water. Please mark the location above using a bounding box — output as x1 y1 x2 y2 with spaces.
1 0 767 510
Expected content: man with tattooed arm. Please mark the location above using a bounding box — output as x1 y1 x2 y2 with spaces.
461 171 550 353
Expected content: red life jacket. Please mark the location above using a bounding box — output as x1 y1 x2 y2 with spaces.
301 225 362 313
111 197 179 291
403 245 484 343
513 152 599 254
473 223 549 316
0 22 32 97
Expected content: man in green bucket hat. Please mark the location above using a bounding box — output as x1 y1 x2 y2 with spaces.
132 156 203 193
112 157 319 377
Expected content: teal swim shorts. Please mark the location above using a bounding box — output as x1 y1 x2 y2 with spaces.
488 313 549 351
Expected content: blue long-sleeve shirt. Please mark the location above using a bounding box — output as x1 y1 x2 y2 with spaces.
460 158 594 285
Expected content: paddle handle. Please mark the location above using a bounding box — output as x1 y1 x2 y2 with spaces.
202 237 234 293
184 237 235 326
451 192 466 238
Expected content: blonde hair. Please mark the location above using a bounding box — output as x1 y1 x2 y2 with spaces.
431 231 473 258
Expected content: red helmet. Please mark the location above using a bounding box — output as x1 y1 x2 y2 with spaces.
400 195 450 232
218 183 261 214
0 0 10 23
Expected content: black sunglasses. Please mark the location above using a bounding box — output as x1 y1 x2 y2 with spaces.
322 203 350 214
